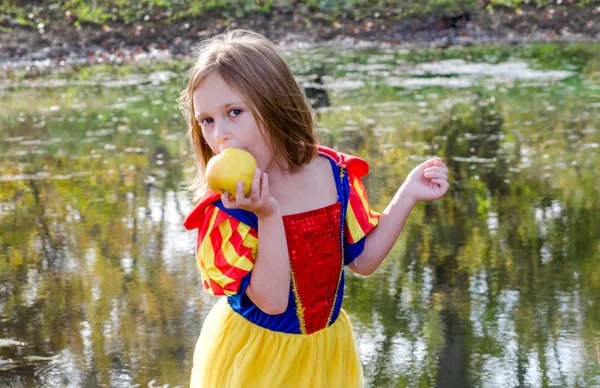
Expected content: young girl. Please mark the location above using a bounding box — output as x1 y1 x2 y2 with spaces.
179 30 449 387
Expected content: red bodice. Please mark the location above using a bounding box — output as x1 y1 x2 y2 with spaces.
283 202 343 334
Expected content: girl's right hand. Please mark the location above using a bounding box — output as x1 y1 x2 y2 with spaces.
221 168 279 218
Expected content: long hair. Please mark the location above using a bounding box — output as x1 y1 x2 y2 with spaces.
179 29 317 201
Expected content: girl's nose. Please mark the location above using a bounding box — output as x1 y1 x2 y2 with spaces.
214 121 232 144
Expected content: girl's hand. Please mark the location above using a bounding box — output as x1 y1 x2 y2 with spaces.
402 158 449 203
221 168 279 218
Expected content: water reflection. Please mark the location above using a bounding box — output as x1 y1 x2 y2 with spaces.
1 42 599 387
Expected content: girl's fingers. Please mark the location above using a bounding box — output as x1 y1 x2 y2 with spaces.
424 166 448 175
222 192 230 205
423 158 448 170
221 191 237 208
235 181 246 203
424 171 448 180
423 158 438 168
250 168 261 201
261 173 270 198
434 160 448 169
432 178 449 191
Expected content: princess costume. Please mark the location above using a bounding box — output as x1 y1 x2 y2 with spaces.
184 146 380 387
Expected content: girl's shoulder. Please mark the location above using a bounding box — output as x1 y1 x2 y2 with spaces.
183 190 221 231
316 145 371 178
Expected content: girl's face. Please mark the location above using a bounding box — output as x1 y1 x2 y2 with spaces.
192 72 275 172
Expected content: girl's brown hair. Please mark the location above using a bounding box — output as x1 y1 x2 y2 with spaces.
179 29 317 201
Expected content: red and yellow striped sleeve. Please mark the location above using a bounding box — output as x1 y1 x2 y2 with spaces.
345 174 380 244
196 205 258 296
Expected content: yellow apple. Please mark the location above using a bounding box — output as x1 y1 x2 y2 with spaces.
206 148 258 196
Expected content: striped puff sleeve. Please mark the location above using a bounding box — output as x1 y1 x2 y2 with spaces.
195 205 258 296
344 171 380 265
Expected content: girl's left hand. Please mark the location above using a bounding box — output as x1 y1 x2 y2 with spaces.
221 168 279 218
402 158 449 203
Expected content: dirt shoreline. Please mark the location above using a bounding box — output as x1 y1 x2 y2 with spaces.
1 5 598 71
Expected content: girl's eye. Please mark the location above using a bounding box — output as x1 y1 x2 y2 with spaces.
229 109 242 117
200 117 213 125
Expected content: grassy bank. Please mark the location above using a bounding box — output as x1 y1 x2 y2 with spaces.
1 0 597 31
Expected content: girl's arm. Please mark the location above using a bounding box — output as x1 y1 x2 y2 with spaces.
348 158 449 276
348 186 416 276
222 169 290 315
245 210 290 314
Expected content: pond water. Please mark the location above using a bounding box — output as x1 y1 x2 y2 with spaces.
1 42 599 387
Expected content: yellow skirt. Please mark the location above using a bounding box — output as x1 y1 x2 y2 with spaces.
190 298 364 387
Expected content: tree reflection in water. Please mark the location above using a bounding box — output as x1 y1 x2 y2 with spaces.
1 43 599 387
